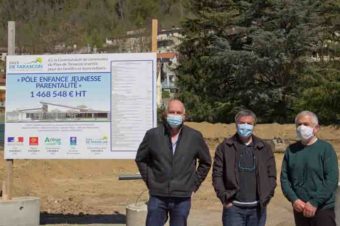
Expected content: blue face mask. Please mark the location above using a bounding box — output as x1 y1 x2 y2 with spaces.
237 123 254 137
166 114 183 128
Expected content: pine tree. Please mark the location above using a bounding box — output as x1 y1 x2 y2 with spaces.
177 0 339 123
176 0 240 122
293 0 340 124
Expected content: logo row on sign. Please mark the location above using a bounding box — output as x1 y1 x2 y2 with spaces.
6 136 109 146
7 136 77 146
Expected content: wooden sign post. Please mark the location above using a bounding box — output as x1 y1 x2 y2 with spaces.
151 19 158 52
3 21 15 201
151 19 163 107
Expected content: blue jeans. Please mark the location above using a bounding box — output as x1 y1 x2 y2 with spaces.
222 205 266 226
146 195 191 226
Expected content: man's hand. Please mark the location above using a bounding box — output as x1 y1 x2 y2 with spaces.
223 202 233 209
303 202 317 218
293 199 306 212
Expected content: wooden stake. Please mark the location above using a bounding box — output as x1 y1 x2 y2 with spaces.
151 19 162 106
8 21 15 55
3 160 13 200
3 21 16 200
151 19 158 52
2 181 8 200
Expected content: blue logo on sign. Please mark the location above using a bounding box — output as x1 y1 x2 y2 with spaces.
70 137 77 145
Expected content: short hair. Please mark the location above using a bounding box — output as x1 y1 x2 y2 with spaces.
165 98 186 114
234 109 257 124
295 111 319 126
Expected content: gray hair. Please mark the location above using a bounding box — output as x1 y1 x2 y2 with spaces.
165 98 186 114
295 111 319 126
234 109 257 124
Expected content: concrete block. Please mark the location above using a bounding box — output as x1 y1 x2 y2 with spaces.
126 202 147 226
0 197 40 226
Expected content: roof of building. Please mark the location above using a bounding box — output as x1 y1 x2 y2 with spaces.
157 52 176 59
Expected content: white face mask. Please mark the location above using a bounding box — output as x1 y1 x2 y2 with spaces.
296 125 314 141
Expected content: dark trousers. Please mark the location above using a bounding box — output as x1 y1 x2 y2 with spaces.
293 208 336 226
222 205 266 226
146 195 191 226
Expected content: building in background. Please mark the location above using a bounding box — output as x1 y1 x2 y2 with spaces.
158 52 177 101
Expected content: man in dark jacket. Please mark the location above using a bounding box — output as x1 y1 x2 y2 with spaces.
212 109 276 226
281 111 338 226
135 99 211 226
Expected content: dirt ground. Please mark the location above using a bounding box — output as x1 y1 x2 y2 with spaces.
0 122 339 225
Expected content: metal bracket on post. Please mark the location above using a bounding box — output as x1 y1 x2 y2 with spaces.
118 173 142 181
119 173 147 226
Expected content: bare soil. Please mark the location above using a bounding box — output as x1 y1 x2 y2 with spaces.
0 122 339 225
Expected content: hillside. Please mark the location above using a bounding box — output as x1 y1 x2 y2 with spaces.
0 0 188 53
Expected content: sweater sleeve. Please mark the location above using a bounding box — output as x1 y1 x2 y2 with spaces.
280 149 299 203
309 144 339 207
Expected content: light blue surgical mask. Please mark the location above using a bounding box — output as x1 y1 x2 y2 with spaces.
166 114 183 128
237 123 254 137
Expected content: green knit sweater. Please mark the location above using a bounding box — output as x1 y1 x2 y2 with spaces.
280 139 339 209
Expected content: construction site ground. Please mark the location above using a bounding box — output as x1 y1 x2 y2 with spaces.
0 122 339 226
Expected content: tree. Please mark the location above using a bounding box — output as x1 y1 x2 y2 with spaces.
177 0 340 123
176 0 240 122
293 62 340 124
292 1 340 124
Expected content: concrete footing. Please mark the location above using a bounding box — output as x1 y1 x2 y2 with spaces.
0 197 40 226
126 202 147 226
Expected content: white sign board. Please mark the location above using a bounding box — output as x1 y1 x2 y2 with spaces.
5 53 157 159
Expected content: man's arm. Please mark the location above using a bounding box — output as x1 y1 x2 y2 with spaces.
194 133 212 191
308 144 339 208
135 131 150 187
212 144 228 204
266 143 277 199
280 150 299 203
280 147 307 213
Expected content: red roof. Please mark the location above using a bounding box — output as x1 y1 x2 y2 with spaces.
157 52 177 59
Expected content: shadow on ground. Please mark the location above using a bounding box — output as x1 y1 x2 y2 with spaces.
40 211 126 224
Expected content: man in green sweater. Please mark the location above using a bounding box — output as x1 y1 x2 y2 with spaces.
281 111 339 226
